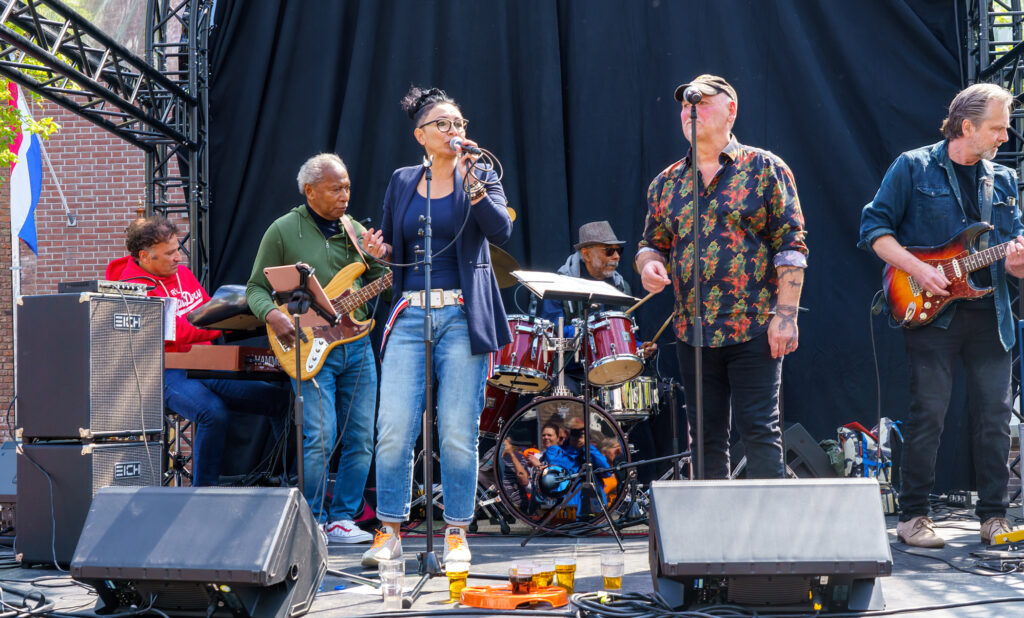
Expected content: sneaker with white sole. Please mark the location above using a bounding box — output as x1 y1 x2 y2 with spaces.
324 519 373 544
442 527 471 564
361 528 403 567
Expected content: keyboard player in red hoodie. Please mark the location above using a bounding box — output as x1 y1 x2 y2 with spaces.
106 216 287 486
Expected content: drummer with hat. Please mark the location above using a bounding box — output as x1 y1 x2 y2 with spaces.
538 221 656 359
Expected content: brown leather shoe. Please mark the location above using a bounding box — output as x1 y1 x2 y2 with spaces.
980 517 1012 545
896 516 945 548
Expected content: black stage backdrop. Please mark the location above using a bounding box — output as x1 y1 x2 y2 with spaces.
209 1 982 490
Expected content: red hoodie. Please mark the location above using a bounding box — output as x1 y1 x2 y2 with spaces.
105 256 222 353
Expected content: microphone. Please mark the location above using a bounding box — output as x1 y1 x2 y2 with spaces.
682 86 703 104
449 137 482 155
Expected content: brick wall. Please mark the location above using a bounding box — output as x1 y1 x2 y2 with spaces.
0 101 147 438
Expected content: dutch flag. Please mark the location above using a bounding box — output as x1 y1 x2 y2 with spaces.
8 82 41 254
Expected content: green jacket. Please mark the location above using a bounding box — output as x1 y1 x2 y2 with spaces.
246 204 390 323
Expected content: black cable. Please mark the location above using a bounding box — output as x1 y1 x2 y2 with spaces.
3 398 13 443
367 150 507 270
890 542 1020 577
16 449 65 573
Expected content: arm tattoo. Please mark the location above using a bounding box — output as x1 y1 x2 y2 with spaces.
778 268 805 290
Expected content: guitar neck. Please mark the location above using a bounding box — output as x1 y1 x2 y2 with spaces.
333 272 394 314
961 240 1013 273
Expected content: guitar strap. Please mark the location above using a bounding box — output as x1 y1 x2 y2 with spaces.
340 215 369 267
980 175 994 250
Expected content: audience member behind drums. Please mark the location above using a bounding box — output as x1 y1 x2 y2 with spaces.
535 220 656 390
542 418 616 519
107 216 289 487
360 85 513 568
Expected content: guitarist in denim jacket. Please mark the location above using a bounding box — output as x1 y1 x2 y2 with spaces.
859 84 1024 548
247 153 390 545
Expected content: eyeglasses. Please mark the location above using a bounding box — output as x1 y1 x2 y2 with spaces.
418 118 469 132
604 247 623 257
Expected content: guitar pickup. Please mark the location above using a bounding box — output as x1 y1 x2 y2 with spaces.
908 276 922 297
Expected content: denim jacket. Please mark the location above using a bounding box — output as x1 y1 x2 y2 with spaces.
859 140 1023 350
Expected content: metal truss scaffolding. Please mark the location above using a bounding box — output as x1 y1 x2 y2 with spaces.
0 0 211 283
966 0 1024 504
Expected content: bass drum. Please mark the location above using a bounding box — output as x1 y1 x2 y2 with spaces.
493 395 630 532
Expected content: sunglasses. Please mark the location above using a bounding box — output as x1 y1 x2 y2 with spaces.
604 246 623 257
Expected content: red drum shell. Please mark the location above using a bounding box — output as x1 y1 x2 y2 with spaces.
585 311 643 386
488 315 553 393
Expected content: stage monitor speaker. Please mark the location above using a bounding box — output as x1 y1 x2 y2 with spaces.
648 478 891 611
71 487 326 618
731 422 838 479
17 294 164 440
16 441 162 566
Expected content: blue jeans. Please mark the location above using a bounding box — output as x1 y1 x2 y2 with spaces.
375 305 488 526
676 333 785 479
164 369 289 486
899 305 1011 522
293 337 377 523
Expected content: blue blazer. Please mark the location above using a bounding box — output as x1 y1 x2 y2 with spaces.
381 164 514 354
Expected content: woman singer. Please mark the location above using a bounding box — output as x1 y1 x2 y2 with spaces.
360 86 513 567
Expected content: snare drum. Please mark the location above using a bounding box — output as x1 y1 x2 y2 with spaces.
488 315 554 393
585 311 643 386
598 377 659 422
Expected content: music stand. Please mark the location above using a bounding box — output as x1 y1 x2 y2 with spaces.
264 263 339 496
512 270 636 549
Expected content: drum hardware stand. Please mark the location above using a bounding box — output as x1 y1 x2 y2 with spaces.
520 301 625 550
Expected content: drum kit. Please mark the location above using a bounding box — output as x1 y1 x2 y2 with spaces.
478 306 676 533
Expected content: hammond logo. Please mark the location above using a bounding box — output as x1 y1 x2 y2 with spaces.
114 461 142 480
113 313 142 331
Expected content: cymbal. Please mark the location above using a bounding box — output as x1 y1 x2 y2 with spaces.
489 243 521 289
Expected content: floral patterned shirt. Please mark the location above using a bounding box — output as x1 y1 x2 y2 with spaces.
639 137 808 347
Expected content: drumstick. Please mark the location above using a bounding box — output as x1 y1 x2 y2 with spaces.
652 311 677 341
624 291 656 315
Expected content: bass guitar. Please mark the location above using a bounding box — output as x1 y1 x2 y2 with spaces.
267 262 392 380
883 222 1012 328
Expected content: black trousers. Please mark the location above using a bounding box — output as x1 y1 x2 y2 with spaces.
899 305 1011 522
676 333 785 479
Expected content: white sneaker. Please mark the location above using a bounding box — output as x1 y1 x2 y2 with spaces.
362 528 403 567
324 519 373 544
443 527 471 564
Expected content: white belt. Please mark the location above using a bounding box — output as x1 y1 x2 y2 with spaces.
403 289 462 309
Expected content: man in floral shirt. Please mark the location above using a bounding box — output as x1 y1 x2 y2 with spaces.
636 74 808 479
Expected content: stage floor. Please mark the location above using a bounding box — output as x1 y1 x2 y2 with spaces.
5 511 1024 617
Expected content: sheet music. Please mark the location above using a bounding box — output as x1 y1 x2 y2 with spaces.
511 270 637 306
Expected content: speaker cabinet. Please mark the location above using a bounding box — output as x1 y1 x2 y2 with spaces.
72 487 326 618
17 441 162 566
17 294 164 439
732 422 838 479
648 478 891 611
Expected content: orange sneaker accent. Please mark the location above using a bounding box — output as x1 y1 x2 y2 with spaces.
371 529 393 548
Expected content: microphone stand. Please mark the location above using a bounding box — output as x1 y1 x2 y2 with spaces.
520 299 624 550
688 97 705 480
404 155 443 607
276 264 339 494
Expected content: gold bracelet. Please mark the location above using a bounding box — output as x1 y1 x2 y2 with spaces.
469 187 487 202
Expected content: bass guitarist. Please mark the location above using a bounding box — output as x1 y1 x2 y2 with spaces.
247 153 390 545
859 83 1024 549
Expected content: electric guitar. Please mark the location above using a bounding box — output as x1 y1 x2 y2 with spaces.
267 262 392 380
883 222 1013 328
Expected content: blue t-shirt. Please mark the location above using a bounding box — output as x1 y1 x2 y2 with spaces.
403 191 460 291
